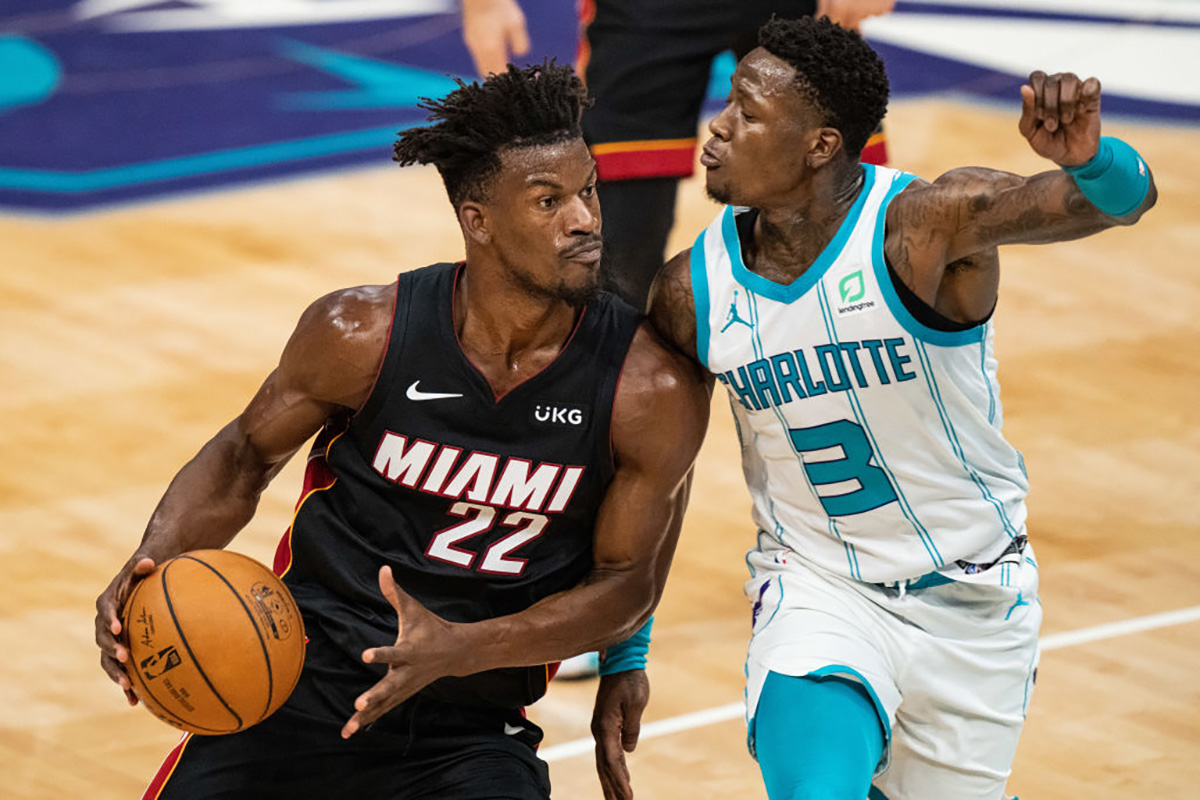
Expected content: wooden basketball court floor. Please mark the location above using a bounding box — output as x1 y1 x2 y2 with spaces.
2 98 1198 799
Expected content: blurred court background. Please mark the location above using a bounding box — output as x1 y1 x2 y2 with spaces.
2 1 1198 797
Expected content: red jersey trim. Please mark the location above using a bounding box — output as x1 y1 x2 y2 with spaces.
350 278 400 421
273 430 344 578
450 262 588 404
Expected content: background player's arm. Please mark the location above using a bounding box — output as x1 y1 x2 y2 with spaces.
342 323 711 737
93 285 393 703
461 0 530 77
887 71 1157 323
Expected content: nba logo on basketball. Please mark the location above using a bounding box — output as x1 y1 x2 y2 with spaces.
250 582 296 640
140 646 182 680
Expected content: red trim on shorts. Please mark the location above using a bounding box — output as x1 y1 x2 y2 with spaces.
140 734 191 800
576 0 596 83
592 143 696 181
861 134 888 167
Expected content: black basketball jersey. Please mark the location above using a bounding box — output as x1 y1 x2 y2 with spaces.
275 262 642 708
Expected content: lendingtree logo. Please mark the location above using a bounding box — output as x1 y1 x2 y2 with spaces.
834 270 875 317
839 270 866 303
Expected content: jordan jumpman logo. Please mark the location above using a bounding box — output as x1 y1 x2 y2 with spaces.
721 290 754 332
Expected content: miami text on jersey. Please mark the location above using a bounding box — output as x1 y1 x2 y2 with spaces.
372 431 585 514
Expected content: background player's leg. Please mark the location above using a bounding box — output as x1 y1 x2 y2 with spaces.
754 670 885 800
579 0 725 309
597 177 677 309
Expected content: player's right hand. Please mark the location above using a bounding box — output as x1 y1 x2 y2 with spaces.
461 0 530 77
592 669 650 800
94 555 156 705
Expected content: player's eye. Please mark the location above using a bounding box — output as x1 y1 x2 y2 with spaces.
538 196 557 210
580 184 596 199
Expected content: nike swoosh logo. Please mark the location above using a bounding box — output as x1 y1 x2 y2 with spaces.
406 380 463 401
504 723 525 736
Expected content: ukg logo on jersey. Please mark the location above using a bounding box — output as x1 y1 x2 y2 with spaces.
835 270 876 317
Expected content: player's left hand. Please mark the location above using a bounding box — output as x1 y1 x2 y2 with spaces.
341 566 459 738
591 669 650 800
1019 71 1102 167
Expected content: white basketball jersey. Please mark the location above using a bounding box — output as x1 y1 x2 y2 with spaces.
693 165 1029 585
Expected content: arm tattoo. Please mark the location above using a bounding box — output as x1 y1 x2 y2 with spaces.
968 172 1110 247
649 254 700 363
891 168 1116 273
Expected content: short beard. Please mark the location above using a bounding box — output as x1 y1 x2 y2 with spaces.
510 265 600 308
706 182 732 205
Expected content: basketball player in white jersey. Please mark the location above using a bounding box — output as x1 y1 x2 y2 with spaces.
644 16 1156 800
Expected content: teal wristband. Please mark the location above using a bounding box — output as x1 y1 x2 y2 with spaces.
1062 136 1149 218
599 617 653 676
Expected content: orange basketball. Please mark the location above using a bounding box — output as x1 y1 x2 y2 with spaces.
121 549 306 735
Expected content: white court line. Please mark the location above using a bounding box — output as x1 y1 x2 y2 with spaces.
541 603 1200 762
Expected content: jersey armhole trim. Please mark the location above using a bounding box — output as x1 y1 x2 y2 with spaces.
871 176 987 347
689 236 711 370
352 274 405 422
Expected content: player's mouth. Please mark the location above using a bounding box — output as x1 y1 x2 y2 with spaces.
700 143 723 169
561 240 602 266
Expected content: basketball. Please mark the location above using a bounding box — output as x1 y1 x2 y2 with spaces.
121 549 306 735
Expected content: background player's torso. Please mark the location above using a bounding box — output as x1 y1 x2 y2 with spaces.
278 262 641 705
695 165 1029 585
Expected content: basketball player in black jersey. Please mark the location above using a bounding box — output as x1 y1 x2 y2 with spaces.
95 62 709 800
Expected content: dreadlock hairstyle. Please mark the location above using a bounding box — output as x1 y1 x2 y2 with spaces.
393 60 590 207
758 16 889 160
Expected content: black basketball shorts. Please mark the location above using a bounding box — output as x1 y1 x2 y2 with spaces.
579 0 817 180
142 623 550 800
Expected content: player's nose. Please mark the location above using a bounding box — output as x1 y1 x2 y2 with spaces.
563 194 598 235
708 105 733 140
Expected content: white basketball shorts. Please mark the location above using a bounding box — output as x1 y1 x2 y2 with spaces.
744 543 1042 800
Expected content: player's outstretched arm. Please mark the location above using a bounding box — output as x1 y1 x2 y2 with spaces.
93 284 393 704
341 323 711 740
886 71 1156 322
895 72 1156 257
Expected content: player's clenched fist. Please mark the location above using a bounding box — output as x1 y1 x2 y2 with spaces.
1019 71 1102 167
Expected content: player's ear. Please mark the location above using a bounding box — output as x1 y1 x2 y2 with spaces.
807 127 844 169
459 201 492 246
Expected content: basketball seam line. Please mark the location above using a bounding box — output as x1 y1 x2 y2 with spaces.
179 553 276 725
129 567 231 734
166 557 247 730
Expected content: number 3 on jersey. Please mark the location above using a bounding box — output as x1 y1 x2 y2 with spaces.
426 502 549 576
789 419 898 516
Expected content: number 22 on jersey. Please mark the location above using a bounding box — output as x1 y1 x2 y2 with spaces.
426 502 549 576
